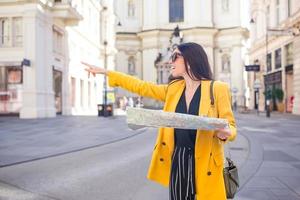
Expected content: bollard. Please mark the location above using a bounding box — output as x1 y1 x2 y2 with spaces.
266 100 271 118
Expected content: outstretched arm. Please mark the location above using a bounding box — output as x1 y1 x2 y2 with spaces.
82 62 167 102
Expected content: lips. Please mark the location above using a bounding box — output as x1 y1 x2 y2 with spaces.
167 64 175 70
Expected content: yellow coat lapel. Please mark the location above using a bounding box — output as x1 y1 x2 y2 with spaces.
199 80 212 117
166 79 211 117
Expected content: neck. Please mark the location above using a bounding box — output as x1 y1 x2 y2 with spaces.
183 74 201 91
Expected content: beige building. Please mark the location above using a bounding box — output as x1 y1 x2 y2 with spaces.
249 0 300 115
114 0 249 108
0 0 116 118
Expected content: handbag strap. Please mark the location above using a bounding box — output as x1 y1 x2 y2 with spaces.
210 80 215 106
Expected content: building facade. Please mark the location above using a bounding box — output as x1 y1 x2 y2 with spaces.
0 0 116 118
114 0 249 108
249 0 300 115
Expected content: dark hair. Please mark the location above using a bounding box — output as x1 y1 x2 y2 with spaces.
168 42 213 83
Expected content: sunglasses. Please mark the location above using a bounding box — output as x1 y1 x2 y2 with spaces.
171 52 182 62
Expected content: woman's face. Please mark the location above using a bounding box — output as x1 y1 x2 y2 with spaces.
169 49 186 77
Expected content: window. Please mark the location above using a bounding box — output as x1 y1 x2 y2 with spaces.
12 17 22 47
53 26 64 54
285 43 293 66
88 81 91 107
128 0 135 17
0 18 10 46
0 67 7 90
276 0 280 25
267 53 272 72
221 54 231 72
71 77 76 107
222 0 229 12
128 56 135 75
288 0 292 17
7 67 22 84
80 79 84 107
275 48 281 69
169 0 184 22
0 17 23 47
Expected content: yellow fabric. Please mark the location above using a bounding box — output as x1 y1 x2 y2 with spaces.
108 71 237 200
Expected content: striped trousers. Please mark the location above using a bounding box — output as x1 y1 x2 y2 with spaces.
169 146 196 200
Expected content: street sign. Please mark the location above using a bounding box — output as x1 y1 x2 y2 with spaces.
245 65 260 72
253 79 261 89
21 59 31 67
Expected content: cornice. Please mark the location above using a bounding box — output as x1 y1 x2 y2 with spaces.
217 27 249 38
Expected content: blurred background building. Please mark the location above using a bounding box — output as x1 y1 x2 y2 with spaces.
249 0 300 115
0 0 116 118
1 0 300 118
114 0 249 108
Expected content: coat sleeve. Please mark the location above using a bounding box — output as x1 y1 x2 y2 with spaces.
107 71 167 102
216 82 237 141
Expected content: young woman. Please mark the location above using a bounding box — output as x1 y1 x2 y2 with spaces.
83 42 237 200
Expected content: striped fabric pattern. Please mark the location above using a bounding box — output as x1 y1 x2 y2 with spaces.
170 146 196 200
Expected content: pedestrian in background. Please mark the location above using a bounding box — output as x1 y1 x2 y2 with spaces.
82 42 237 200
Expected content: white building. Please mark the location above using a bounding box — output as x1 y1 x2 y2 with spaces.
249 0 300 115
0 0 116 118
114 0 249 108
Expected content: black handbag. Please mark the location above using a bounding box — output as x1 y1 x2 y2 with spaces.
210 80 239 199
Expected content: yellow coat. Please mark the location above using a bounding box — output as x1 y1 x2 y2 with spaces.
108 71 237 200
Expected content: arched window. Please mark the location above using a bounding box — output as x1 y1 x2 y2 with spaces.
128 0 135 17
128 56 135 75
222 54 231 72
169 0 184 22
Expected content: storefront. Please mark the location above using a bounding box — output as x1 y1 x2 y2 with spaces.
53 69 62 114
0 63 23 115
264 71 282 111
285 43 294 113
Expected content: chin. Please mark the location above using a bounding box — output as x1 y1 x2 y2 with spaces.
171 72 181 78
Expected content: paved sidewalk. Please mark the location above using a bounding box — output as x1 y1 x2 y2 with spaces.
234 112 300 200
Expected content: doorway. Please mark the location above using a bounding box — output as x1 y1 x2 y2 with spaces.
53 69 62 114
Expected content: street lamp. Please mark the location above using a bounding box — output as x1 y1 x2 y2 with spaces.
250 8 270 118
101 6 121 117
101 6 109 117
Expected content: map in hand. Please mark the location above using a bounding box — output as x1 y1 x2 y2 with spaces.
126 107 229 131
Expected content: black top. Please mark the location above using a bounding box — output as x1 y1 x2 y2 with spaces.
174 85 201 148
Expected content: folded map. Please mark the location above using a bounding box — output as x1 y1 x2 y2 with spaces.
126 107 229 131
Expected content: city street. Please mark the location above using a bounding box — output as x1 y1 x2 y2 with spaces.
0 112 300 200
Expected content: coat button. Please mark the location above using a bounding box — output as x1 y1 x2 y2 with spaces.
162 142 166 146
160 158 164 162
207 171 212 176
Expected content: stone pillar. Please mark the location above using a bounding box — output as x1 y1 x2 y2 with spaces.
231 45 245 107
20 7 55 118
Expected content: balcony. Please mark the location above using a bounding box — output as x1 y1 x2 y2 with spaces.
52 0 83 26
